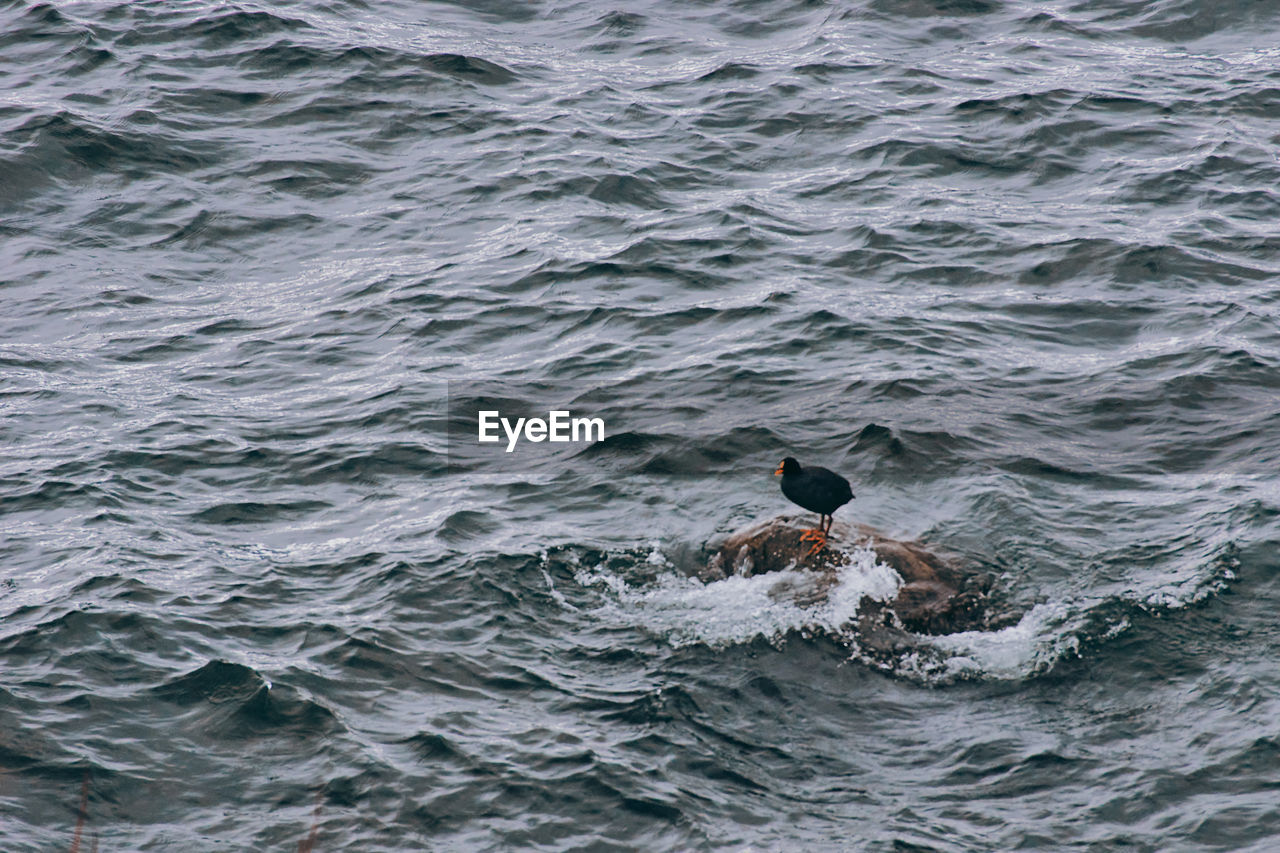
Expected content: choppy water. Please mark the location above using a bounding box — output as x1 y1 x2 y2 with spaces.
4 0 1280 849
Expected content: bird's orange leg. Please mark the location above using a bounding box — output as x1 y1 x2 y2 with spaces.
800 516 829 557
798 515 827 538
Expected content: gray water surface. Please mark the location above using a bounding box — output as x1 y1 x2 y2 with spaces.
3 0 1280 849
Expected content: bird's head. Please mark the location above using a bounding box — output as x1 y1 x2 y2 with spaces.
775 457 800 476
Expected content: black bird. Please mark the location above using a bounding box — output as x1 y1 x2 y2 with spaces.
774 457 854 553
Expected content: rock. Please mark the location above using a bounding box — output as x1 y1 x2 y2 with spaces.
704 516 1017 643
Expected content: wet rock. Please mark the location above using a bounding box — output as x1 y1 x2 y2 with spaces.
704 516 1017 643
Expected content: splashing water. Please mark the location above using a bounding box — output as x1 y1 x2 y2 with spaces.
564 537 1237 685
572 543 902 648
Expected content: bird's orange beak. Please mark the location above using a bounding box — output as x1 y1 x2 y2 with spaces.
774 462 784 476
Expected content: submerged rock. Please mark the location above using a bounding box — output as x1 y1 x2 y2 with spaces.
704 516 1018 654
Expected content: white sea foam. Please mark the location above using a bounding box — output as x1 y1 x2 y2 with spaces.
562 540 1235 683
572 543 902 648
916 601 1082 681
906 544 1238 682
